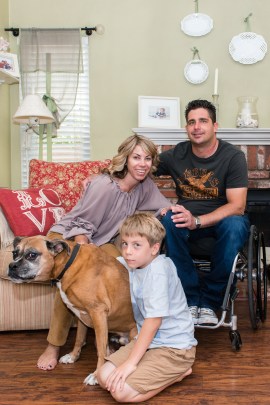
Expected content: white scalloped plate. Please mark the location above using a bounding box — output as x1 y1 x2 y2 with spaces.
229 32 267 64
184 60 209 84
181 13 213 37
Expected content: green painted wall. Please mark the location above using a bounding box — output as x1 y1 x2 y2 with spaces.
0 0 11 187
3 0 270 185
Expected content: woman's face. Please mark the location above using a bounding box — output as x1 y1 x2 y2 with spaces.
126 144 153 182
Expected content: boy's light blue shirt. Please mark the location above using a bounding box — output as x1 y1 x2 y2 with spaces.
117 254 198 350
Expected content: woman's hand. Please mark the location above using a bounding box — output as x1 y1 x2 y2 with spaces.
74 234 89 244
160 206 171 216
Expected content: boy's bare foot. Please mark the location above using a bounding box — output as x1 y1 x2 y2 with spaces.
37 344 60 370
176 367 192 382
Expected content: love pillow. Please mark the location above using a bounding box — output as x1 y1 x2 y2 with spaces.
0 188 66 237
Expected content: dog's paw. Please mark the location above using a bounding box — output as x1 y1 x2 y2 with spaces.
108 333 129 354
59 353 76 364
84 372 98 385
119 335 129 346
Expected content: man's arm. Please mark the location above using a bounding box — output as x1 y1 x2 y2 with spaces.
195 187 247 228
171 187 247 230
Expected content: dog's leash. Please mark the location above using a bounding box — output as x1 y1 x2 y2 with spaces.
51 243 81 287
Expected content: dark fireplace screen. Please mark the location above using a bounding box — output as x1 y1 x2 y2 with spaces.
247 189 270 247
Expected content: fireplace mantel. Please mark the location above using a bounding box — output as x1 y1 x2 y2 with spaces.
132 128 270 145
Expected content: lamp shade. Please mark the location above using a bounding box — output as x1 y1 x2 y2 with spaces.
13 94 55 124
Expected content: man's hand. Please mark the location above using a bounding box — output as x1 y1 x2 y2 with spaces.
171 204 197 230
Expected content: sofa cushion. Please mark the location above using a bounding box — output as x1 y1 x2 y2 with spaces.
29 159 111 212
0 188 65 237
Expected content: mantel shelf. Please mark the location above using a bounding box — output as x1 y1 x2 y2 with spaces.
132 128 270 145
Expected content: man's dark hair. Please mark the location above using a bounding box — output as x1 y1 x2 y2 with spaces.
185 99 216 123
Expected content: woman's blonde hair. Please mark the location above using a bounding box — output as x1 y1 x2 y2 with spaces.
120 212 166 246
102 135 159 179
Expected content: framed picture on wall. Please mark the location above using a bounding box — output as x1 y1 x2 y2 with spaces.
0 52 20 82
138 96 180 128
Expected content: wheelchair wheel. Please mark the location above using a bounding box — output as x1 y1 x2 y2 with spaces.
247 225 261 330
257 232 268 322
229 330 242 351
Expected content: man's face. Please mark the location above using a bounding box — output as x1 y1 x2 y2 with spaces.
185 108 218 147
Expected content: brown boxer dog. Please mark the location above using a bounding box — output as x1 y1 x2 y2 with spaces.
8 235 137 385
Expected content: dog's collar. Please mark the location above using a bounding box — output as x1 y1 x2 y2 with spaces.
51 243 81 287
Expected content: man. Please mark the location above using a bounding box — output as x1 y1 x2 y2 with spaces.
158 99 250 326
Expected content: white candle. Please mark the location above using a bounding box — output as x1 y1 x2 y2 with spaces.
214 68 219 95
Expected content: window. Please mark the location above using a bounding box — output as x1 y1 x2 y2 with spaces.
20 36 90 187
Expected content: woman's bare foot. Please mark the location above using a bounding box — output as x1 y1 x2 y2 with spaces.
37 344 60 371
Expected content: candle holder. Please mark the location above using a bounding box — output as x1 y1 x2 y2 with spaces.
212 94 219 123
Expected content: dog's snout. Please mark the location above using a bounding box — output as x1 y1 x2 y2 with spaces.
8 261 20 277
9 261 18 270
8 262 20 281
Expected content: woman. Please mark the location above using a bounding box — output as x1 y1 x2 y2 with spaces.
37 134 170 371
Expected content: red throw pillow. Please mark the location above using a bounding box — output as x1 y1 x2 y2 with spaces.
0 188 65 237
29 159 111 212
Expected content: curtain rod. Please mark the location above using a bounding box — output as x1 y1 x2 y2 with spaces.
4 26 104 37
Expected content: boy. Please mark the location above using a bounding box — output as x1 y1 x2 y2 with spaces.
97 212 197 403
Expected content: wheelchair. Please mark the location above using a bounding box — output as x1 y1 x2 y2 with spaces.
189 224 268 351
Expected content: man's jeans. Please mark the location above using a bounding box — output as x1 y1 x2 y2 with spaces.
161 212 250 310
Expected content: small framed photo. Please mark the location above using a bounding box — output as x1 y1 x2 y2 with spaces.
0 52 20 78
138 96 180 129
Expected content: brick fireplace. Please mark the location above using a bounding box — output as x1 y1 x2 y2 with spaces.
133 127 270 248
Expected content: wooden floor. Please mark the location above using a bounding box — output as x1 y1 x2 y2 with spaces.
1 300 269 405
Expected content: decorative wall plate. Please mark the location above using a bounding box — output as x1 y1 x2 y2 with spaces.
229 32 267 64
184 59 209 84
181 13 213 37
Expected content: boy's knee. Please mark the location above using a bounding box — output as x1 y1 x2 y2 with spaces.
111 387 137 403
96 365 107 388
111 390 127 403
97 361 116 389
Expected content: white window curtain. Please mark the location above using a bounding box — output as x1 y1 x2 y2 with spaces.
20 36 90 187
19 28 82 130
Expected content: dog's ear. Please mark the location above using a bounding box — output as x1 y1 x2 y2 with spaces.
46 239 71 256
13 236 23 248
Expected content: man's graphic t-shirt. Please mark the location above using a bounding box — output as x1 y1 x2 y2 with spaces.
156 139 248 215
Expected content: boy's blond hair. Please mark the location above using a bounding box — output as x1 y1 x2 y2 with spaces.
120 212 166 246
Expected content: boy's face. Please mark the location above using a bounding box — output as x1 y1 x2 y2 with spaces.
121 234 160 269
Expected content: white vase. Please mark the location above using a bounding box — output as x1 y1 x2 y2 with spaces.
236 96 259 128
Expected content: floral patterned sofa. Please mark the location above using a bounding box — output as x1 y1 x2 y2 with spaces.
0 158 110 331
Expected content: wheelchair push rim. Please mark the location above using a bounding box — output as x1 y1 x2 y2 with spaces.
257 232 267 322
247 225 267 329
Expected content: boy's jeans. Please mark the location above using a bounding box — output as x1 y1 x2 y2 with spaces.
162 212 250 310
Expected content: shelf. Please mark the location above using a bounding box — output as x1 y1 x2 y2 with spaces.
132 127 270 145
0 70 19 85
